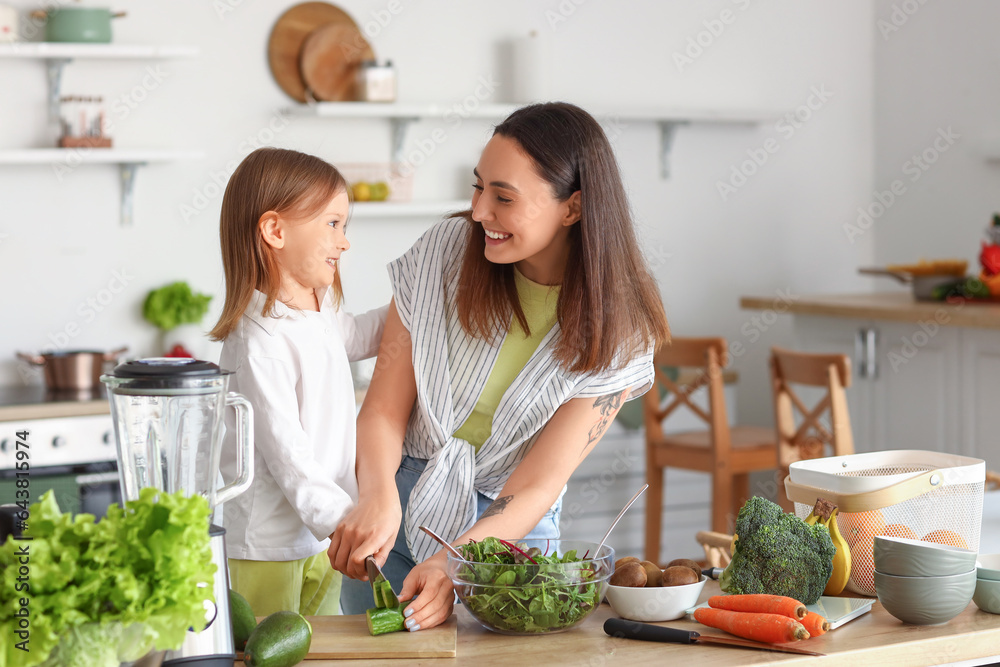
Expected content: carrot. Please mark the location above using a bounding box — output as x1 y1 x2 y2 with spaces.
707 594 807 619
693 608 810 643
801 611 829 637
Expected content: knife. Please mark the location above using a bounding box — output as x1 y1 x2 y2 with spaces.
604 618 825 656
365 555 399 608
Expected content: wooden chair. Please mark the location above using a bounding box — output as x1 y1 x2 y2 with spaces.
770 347 855 512
644 337 777 564
986 471 1000 492
696 530 734 569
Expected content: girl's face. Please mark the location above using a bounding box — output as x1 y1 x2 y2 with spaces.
274 189 350 295
471 135 580 285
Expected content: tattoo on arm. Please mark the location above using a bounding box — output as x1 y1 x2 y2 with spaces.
481 495 513 519
582 390 630 454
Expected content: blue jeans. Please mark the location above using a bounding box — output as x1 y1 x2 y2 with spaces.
340 455 561 614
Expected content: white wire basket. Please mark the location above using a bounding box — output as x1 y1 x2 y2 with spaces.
785 450 985 596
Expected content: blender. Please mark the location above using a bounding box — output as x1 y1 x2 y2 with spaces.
102 358 254 667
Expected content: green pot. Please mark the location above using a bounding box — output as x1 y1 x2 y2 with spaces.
44 8 125 43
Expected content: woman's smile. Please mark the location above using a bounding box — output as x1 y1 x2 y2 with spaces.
483 227 512 244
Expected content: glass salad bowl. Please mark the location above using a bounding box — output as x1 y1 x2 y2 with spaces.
446 538 614 635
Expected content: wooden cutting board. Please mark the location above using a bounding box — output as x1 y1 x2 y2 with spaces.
240 614 457 660
300 22 374 101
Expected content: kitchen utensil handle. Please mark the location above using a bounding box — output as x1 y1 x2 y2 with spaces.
102 346 129 362
16 352 45 366
855 329 868 379
111 12 127 18
604 618 699 644
702 567 725 580
865 327 878 379
215 392 254 507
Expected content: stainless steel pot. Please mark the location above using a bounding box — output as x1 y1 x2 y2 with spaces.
17 348 128 391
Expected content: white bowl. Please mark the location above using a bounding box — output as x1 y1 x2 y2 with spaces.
605 575 707 622
976 554 1000 582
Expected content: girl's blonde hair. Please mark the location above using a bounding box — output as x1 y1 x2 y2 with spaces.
209 147 348 341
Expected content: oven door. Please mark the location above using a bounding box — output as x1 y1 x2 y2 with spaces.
0 462 121 517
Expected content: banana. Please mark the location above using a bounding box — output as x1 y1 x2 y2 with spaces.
805 498 851 595
823 507 852 596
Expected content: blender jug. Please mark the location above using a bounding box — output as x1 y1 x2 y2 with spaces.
101 357 253 510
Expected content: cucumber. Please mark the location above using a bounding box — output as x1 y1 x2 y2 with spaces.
244 611 312 667
366 606 405 635
228 589 256 651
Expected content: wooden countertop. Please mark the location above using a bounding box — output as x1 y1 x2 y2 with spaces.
307 581 1000 666
740 292 1000 330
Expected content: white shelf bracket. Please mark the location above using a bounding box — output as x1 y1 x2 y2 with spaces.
656 121 686 179
46 57 72 121
389 117 419 165
119 162 143 227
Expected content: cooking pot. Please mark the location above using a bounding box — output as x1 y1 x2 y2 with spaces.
30 7 125 43
17 347 128 391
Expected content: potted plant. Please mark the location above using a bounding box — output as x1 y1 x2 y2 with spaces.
142 281 212 358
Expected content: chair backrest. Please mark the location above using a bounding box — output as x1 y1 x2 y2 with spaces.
695 530 734 568
770 346 854 470
644 337 731 452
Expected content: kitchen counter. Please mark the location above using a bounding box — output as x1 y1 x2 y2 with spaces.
740 292 1000 329
306 581 1000 666
0 385 109 421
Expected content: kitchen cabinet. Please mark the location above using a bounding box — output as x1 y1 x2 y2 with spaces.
793 316 961 456
741 293 999 468
960 328 1000 464
0 42 202 225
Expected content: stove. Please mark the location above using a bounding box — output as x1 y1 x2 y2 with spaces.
0 385 120 516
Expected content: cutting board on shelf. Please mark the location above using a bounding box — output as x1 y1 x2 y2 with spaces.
241 613 457 660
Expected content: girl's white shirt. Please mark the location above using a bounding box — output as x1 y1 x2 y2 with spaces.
220 288 388 561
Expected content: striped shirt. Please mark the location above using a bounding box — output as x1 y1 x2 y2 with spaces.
389 217 654 563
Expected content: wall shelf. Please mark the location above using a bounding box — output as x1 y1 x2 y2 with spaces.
351 200 469 219
287 102 777 178
0 43 198 118
0 149 204 226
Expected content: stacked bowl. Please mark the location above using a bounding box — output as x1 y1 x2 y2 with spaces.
873 536 977 625
973 554 1000 614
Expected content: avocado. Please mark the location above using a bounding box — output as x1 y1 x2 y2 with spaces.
243 611 313 667
229 589 256 651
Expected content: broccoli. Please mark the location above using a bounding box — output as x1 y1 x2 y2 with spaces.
719 496 835 605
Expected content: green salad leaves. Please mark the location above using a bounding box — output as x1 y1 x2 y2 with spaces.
0 488 216 667
142 282 212 331
454 537 604 634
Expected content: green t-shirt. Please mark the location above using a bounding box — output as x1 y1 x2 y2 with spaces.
452 268 559 451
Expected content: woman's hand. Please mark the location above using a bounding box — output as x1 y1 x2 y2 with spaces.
398 555 454 631
328 490 401 580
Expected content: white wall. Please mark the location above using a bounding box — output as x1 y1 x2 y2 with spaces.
871 0 1000 269
0 0 876 432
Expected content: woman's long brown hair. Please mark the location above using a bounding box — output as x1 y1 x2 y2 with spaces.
209 147 347 342
456 102 670 373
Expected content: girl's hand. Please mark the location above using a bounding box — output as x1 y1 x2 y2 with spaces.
328 491 401 580
398 556 454 631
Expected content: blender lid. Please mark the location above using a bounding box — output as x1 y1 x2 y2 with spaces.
107 357 231 379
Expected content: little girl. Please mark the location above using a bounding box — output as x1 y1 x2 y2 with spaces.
210 147 387 616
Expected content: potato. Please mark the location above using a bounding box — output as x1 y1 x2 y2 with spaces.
666 558 702 581
614 556 640 570
610 561 647 587
662 565 700 587
639 560 663 587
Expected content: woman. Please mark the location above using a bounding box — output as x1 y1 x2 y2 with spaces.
330 102 670 629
